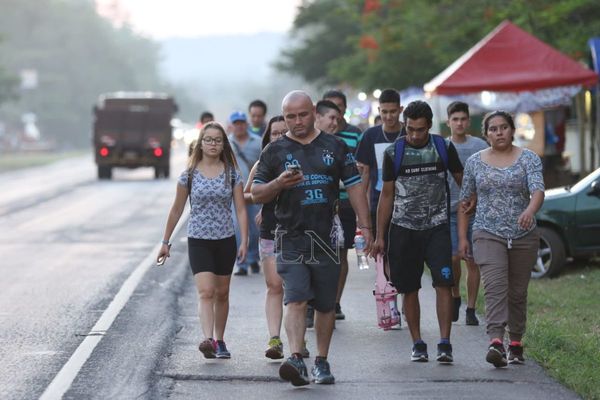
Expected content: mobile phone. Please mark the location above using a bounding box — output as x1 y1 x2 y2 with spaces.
286 164 302 174
156 256 167 266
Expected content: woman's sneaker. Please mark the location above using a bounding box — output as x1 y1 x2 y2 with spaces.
279 355 310 386
215 340 231 359
198 338 216 359
486 340 507 367
265 337 284 359
508 342 525 364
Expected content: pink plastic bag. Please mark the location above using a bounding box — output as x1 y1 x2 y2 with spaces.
373 255 400 330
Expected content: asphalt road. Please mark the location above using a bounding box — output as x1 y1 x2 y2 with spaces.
0 145 188 400
0 144 582 400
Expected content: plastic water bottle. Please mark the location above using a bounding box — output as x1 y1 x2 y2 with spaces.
354 228 369 270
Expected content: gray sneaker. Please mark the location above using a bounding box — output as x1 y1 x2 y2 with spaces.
279 356 310 386
411 342 428 362
311 358 335 384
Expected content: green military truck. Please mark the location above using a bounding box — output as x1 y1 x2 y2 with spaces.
93 92 178 179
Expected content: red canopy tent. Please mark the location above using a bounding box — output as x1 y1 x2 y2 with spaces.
424 20 598 95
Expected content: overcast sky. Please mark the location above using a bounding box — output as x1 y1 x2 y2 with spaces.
96 0 301 38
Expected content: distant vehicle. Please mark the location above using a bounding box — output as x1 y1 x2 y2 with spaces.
533 168 600 278
93 92 178 179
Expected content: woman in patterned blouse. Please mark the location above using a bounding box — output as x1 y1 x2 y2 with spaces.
158 122 248 359
458 111 544 368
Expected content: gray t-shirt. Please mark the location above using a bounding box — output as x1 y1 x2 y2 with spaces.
178 168 242 239
460 149 544 239
448 136 488 212
228 133 262 185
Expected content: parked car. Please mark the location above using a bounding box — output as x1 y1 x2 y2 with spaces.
533 167 600 278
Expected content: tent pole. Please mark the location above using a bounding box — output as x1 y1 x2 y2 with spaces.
576 91 587 176
596 85 600 169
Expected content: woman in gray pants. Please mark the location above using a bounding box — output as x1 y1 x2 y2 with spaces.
458 111 545 368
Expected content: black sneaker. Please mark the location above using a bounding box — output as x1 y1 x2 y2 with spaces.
279 356 310 386
233 268 248 276
452 297 461 322
306 306 314 329
411 342 428 362
250 262 260 274
508 344 525 364
215 340 231 359
335 303 345 320
436 343 453 363
486 341 508 368
311 357 335 384
465 308 479 326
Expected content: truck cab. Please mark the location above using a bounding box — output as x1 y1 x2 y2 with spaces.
93 92 178 179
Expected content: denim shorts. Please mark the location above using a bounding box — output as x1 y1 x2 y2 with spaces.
449 212 474 256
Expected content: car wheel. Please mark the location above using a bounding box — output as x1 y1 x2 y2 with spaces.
532 226 566 279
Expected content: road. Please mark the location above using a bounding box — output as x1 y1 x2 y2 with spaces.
0 145 188 400
0 144 581 400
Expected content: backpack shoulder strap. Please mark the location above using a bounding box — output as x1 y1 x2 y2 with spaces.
187 168 193 207
393 137 406 179
431 134 449 170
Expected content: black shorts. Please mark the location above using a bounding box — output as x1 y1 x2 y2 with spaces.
276 235 341 312
188 236 237 276
339 204 357 250
388 223 454 294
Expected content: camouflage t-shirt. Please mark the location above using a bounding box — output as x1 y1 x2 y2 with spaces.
253 132 361 246
381 135 463 230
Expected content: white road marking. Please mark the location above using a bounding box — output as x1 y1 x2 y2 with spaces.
39 210 188 400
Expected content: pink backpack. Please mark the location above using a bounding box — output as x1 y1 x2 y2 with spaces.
373 255 400 330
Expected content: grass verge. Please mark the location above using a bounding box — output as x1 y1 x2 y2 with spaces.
0 150 87 172
459 262 600 400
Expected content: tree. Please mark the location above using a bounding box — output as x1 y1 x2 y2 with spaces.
0 0 200 147
279 0 600 91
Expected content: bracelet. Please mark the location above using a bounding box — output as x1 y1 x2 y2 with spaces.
161 240 171 246
358 225 372 230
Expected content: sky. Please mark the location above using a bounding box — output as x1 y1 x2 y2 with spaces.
96 0 301 38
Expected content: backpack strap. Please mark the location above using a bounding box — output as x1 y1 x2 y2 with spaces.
431 134 449 170
187 168 193 207
393 137 406 179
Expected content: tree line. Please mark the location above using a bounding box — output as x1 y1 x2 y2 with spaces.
278 0 600 90
0 0 200 148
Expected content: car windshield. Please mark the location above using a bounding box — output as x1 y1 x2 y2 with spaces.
569 168 600 193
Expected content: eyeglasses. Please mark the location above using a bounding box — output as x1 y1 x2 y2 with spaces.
270 130 286 138
202 137 224 145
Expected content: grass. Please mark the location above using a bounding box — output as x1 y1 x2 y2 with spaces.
0 150 87 172
458 261 600 400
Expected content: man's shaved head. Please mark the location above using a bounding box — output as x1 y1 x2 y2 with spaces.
282 90 316 139
282 90 312 110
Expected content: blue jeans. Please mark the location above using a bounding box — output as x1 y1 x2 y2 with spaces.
233 203 260 270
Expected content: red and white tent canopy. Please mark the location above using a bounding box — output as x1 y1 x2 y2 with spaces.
424 20 598 95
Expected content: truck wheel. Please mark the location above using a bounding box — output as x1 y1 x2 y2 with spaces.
532 226 566 279
98 166 112 180
163 165 170 178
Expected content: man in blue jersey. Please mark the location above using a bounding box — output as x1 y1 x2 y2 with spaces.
252 91 371 387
